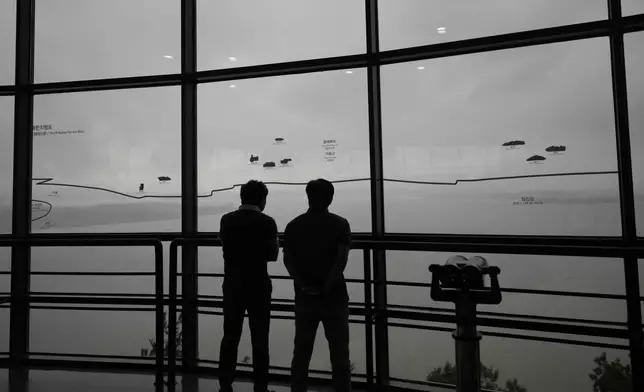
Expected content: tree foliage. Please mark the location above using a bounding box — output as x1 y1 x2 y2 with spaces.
589 352 632 392
427 361 527 392
140 311 183 358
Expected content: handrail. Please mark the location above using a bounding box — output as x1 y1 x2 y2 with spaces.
0 235 641 390
0 237 165 387
10 232 644 251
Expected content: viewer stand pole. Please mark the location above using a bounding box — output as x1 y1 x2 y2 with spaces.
454 301 481 392
429 256 502 392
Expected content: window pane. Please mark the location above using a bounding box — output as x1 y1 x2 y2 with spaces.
34 0 180 82
389 325 455 388
623 0 644 15
0 97 13 234
32 87 181 233
0 307 7 354
390 321 629 392
0 248 10 294
0 0 15 85
197 70 371 232
198 0 365 70
31 247 158 295
387 251 627 323
378 0 607 50
626 32 644 237
30 309 154 358
382 38 619 235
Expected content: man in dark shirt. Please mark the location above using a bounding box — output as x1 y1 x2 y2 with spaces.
284 179 352 392
219 180 279 392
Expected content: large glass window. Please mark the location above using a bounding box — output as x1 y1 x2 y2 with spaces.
623 0 644 16
0 97 13 234
0 0 15 85
382 38 620 235
34 0 180 82
197 70 371 233
378 0 607 51
197 0 365 71
626 32 644 237
32 87 181 233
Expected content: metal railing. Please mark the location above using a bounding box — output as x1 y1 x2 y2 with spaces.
0 238 165 387
166 238 644 391
0 236 643 391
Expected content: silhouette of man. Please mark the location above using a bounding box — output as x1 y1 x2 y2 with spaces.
284 179 352 392
219 180 279 392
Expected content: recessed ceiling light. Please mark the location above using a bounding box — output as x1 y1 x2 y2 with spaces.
417 66 425 70
163 55 174 59
229 57 237 62
229 84 236 88
437 27 447 34
345 70 353 74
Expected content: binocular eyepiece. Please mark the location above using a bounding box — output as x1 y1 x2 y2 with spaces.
429 256 502 305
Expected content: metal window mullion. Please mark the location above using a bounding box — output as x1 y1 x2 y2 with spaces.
181 0 199 378
363 249 374 389
608 1 644 391
366 1 389 391
10 0 35 382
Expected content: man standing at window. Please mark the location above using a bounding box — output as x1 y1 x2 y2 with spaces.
219 180 279 392
284 179 352 392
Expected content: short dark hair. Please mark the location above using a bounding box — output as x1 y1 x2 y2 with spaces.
240 180 268 206
306 179 334 209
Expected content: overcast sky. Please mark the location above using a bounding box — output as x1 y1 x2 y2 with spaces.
0 0 643 203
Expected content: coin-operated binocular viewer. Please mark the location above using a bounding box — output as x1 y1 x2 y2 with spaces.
428 256 502 392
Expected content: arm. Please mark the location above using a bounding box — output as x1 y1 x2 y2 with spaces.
322 220 352 293
265 218 279 262
218 215 227 246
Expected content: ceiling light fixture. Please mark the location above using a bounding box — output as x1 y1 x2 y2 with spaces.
437 27 447 34
163 55 174 59
417 66 425 70
345 70 353 74
229 57 237 62
229 84 237 88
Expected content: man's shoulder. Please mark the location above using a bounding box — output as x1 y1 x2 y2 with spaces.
286 212 307 226
328 212 350 227
261 212 277 227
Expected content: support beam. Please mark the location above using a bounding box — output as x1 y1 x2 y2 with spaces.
608 1 644 391
181 0 200 378
366 1 389 390
10 0 35 372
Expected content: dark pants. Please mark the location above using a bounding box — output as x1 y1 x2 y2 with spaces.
291 298 351 392
219 280 271 392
